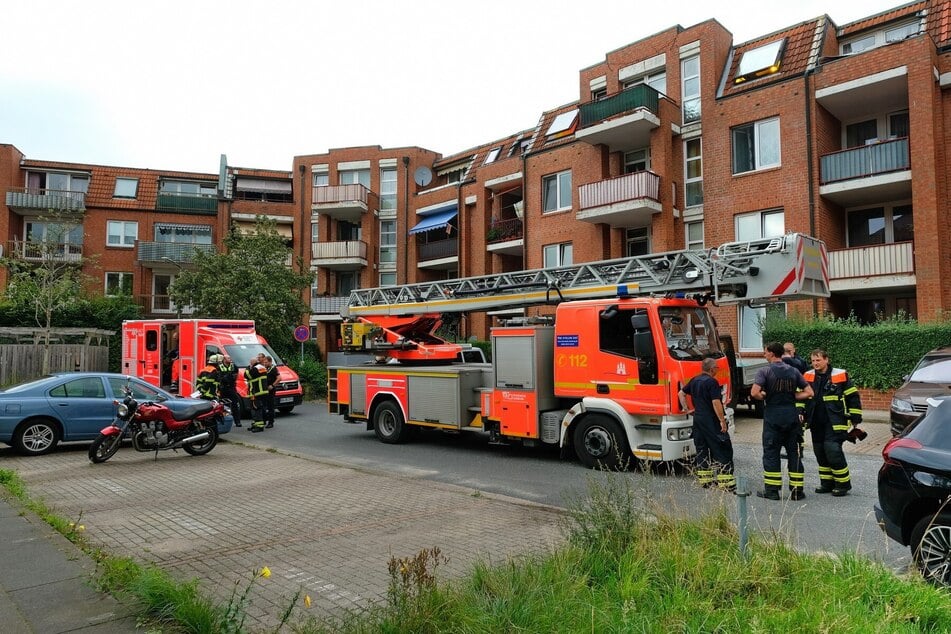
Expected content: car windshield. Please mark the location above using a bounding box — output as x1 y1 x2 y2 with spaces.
224 344 286 368
909 356 951 383
657 306 722 361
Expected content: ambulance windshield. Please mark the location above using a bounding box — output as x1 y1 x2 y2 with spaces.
224 344 286 368
658 306 722 360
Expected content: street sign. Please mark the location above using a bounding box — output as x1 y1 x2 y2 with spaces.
293 325 309 343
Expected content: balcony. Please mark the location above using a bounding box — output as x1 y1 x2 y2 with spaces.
828 241 915 292
4 240 83 263
155 193 218 215
486 217 524 256
312 184 370 223
311 240 367 270
137 242 216 267
5 187 86 214
577 171 662 228
136 294 194 316
417 238 458 270
819 138 911 206
575 84 661 152
311 295 350 315
815 67 908 122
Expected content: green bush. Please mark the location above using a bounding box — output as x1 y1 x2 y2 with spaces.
286 354 328 400
471 339 492 362
763 313 951 390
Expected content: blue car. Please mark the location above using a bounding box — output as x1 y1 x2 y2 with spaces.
0 373 233 456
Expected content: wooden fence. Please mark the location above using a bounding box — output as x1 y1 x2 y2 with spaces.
0 344 110 386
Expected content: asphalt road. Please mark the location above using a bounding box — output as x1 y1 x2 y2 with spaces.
243 402 909 574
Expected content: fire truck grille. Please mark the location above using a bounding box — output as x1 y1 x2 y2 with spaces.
279 381 299 391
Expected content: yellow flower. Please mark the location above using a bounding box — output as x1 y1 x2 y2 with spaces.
259 566 271 579
77 525 85 532
304 595 312 608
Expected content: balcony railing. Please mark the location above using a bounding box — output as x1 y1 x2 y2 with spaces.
311 295 350 314
5 187 86 212
579 171 660 209
155 193 218 214
417 238 458 261
820 137 910 184
136 294 194 315
5 240 83 263
313 184 369 206
579 84 660 128
311 240 367 260
828 241 914 280
137 242 216 264
486 217 523 243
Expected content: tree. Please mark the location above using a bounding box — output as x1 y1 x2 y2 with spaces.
1 212 89 374
168 217 314 350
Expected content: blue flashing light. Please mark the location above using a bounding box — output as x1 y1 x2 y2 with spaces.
673 292 686 298
617 284 631 298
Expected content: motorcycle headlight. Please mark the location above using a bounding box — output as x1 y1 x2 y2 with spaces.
891 398 914 413
117 403 130 418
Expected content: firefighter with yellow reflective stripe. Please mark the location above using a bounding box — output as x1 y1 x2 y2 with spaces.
798 348 863 496
244 361 269 433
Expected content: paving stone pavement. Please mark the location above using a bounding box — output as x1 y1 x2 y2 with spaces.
5 444 565 630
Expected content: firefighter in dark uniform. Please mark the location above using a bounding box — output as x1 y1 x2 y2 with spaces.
262 355 280 428
244 361 269 432
678 357 736 492
798 348 864 496
195 355 221 400
217 354 241 427
751 341 814 500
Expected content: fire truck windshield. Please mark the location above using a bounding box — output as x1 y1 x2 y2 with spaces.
224 344 286 367
658 306 722 360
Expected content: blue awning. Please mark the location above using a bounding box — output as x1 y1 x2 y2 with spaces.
409 208 458 234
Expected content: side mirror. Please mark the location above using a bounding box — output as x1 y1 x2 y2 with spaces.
631 314 650 330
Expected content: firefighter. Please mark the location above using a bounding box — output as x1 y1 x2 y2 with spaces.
262 355 280 428
244 360 269 432
678 357 736 492
799 349 863 496
217 354 241 427
195 355 221 400
751 341 814 501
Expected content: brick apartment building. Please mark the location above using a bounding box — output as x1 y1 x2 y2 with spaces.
2 1 950 374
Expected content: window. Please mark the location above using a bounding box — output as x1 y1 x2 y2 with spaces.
339 169 370 188
337 271 359 296
313 172 329 187
841 20 920 55
732 117 780 174
152 274 174 313
847 204 913 247
624 149 650 174
49 377 105 399
380 272 397 286
543 242 572 268
380 167 397 210
686 221 704 250
105 272 133 296
154 224 212 244
159 180 216 196
233 178 292 203
26 171 89 196
106 220 137 247
113 177 138 199
379 220 396 264
845 112 909 148
626 227 650 257
623 71 667 96
681 55 700 123
841 34 876 55
591 87 607 101
311 215 319 243
483 148 501 165
846 119 879 148
885 21 920 42
542 170 571 212
684 138 703 207
546 110 579 138
26 221 83 245
735 209 785 351
734 39 785 84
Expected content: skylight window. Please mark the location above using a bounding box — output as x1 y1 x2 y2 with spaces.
546 109 579 137
734 39 785 84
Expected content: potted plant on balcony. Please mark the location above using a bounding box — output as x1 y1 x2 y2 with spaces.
486 218 502 243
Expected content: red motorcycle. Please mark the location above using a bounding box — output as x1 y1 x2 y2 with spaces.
88 385 228 463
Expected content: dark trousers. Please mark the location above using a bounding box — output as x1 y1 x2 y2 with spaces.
811 423 850 491
762 417 804 493
262 392 275 426
219 386 241 426
693 418 735 490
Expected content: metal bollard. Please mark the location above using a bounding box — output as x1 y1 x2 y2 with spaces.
736 474 750 559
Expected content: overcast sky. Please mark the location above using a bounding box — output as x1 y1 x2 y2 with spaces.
1 0 905 174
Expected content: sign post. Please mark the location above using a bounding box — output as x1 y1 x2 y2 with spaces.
293 325 309 363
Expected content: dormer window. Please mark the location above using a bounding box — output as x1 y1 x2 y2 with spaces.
546 110 579 139
734 39 785 84
840 19 921 55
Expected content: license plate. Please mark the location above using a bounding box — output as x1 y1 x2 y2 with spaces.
279 397 294 404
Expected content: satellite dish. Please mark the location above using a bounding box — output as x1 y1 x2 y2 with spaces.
413 166 433 187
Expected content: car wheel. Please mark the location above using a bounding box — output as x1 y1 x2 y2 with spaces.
13 419 60 456
373 400 409 444
572 414 630 471
911 512 951 586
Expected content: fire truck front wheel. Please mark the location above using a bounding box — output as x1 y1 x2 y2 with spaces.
373 400 410 444
572 414 631 471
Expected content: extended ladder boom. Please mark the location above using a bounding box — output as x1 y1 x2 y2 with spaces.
343 233 829 317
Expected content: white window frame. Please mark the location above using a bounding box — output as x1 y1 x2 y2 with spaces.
483 147 501 165
113 177 138 199
681 55 700 124
622 71 667 96
542 170 572 213
685 220 704 250
624 148 650 173
380 272 397 287
626 227 650 257
736 40 784 78
735 209 785 351
840 19 920 55
311 217 319 243
684 138 703 208
543 242 573 268
104 272 133 296
106 220 138 248
380 167 397 211
379 219 397 266
732 117 781 174
313 171 329 187
339 169 370 188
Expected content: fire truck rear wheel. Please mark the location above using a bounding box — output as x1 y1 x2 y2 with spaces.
373 401 409 444
572 414 630 471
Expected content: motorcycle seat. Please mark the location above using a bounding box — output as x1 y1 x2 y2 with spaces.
163 399 215 421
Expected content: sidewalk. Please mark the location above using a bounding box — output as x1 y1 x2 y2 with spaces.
0 494 138 633
731 407 892 456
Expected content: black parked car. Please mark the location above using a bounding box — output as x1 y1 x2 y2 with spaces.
876 396 951 585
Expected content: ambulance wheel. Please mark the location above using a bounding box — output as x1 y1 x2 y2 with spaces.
573 414 630 471
373 401 409 444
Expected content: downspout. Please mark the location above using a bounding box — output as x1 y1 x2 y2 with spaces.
804 63 818 316
402 156 410 284
521 150 528 271
298 164 307 273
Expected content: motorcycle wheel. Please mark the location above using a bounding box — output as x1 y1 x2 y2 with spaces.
88 433 122 463
182 425 219 456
